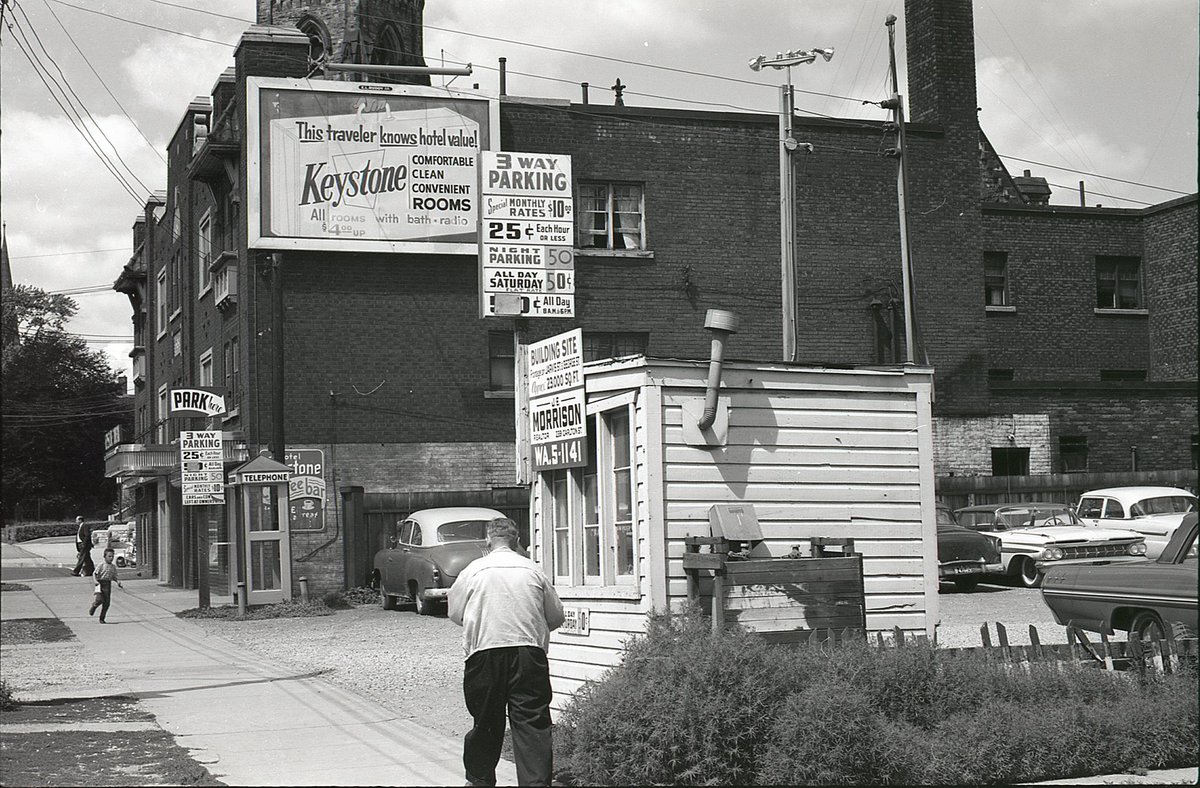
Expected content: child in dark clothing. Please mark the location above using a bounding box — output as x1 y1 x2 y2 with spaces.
90 548 123 623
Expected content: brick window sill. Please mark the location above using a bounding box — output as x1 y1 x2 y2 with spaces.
575 249 655 261
985 305 1016 313
483 390 514 400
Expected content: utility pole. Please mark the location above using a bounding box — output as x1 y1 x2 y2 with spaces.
749 48 833 362
270 252 285 461
883 15 918 364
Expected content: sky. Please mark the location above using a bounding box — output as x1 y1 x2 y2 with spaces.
2 0 1196 386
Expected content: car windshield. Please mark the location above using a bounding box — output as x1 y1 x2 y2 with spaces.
1130 496 1197 518
936 508 958 527
995 505 1079 530
436 519 491 543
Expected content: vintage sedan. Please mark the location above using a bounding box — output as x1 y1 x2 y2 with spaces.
1076 486 1197 559
955 502 1147 588
1042 513 1197 640
372 507 508 615
936 504 1003 592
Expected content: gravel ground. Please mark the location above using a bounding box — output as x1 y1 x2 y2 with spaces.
180 579 1073 736
191 603 475 739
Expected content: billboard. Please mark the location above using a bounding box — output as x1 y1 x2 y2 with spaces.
247 77 499 254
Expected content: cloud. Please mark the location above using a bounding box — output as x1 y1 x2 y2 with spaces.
122 32 237 118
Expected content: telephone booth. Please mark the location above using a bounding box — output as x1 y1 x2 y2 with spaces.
227 454 293 605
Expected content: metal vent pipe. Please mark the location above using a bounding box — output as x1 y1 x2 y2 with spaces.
697 309 739 430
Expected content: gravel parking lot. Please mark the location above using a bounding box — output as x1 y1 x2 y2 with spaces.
189 577 1073 732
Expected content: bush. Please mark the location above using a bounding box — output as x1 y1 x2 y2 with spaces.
177 600 333 620
338 586 381 606
557 613 1200 786
5 521 87 543
0 680 17 711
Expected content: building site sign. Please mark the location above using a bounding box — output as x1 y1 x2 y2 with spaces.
528 329 586 471
247 78 498 255
180 431 224 506
480 152 574 317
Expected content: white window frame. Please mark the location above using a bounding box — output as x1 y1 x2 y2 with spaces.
577 182 646 251
156 269 168 338
197 210 213 296
198 347 214 387
540 391 638 592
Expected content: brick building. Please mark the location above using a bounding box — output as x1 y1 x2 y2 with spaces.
106 0 1197 597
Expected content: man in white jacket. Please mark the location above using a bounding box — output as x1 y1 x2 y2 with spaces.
448 517 565 787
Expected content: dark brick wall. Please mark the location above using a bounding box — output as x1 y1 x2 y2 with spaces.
1144 197 1198 380
980 206 1151 381
993 387 1196 471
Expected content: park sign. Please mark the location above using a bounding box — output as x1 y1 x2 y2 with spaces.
170 388 227 418
479 152 574 317
528 329 586 471
247 77 498 255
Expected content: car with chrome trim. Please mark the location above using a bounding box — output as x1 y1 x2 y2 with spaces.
372 507 510 615
1076 486 1196 560
1041 513 1197 640
936 504 1003 592
954 502 1147 588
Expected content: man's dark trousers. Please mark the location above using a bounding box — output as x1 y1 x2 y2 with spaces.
463 645 553 787
72 546 94 577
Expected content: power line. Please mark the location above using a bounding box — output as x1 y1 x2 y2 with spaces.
46 0 236 47
41 0 167 164
11 1 153 195
9 247 127 259
1001 156 1191 195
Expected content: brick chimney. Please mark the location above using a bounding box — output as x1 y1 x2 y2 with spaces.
905 0 979 136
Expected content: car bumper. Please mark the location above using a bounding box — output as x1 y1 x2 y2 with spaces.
423 587 450 600
939 562 1004 578
1035 555 1148 571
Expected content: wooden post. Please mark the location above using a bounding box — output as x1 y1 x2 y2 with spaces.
1129 633 1146 678
1149 629 1165 674
980 623 992 648
1163 624 1178 674
1099 632 1114 671
711 567 725 635
1029 625 1043 661
893 626 905 647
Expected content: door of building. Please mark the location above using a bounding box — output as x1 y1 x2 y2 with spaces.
243 484 292 604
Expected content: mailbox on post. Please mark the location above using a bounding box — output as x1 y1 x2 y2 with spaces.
226 453 293 605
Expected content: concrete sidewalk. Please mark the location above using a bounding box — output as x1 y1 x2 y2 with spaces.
2 545 518 786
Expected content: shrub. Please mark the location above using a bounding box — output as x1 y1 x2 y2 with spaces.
177 600 333 620
556 606 804 786
0 680 17 711
339 586 381 606
321 590 352 610
5 521 85 543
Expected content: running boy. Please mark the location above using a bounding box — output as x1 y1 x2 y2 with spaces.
90 548 124 623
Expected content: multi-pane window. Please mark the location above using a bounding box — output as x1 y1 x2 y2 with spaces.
578 182 645 250
172 330 182 357
156 385 168 443
984 251 1008 306
540 398 637 587
583 332 648 362
198 210 212 294
198 348 214 387
156 270 167 336
1059 436 1087 473
488 331 515 392
1096 256 1141 309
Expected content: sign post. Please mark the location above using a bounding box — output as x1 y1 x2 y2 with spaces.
527 329 586 472
479 152 574 318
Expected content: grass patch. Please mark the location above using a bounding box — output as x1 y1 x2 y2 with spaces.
1 695 152 723
0 729 224 785
2 582 32 591
0 680 17 711
555 607 1199 786
176 600 334 621
1 618 76 644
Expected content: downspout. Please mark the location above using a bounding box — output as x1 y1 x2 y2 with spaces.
697 309 739 431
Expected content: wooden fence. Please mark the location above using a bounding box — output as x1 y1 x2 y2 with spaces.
770 623 1197 676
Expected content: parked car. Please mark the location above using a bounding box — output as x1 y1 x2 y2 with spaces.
1042 513 1197 640
1076 486 1197 559
955 502 1147 588
372 507 509 615
936 504 1003 591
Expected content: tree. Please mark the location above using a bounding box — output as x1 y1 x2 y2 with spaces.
2 285 131 521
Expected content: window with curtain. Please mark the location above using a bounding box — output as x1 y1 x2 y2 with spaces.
583 332 648 362
539 396 637 588
156 270 167 337
578 182 645 250
1096 256 1141 309
197 210 212 294
488 331 515 392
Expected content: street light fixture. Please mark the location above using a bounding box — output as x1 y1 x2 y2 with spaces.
749 47 833 363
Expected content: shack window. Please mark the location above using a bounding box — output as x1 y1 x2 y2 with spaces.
538 395 637 588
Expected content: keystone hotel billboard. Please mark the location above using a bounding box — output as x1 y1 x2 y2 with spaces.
247 77 499 254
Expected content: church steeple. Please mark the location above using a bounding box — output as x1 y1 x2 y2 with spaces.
256 1 430 85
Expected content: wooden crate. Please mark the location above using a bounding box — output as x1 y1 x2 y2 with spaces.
683 537 867 642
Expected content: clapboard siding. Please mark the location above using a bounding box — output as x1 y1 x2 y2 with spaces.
535 358 936 710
